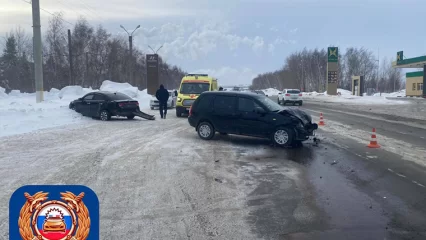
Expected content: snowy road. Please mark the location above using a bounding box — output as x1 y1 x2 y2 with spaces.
0 110 318 239
2 106 426 239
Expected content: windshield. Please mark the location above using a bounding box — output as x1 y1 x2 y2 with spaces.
180 83 210 94
256 95 282 112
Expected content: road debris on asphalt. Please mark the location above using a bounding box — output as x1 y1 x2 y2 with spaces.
214 178 223 183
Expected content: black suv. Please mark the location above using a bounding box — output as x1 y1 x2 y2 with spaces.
188 91 318 146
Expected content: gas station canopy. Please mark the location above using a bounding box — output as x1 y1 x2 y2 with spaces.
392 51 426 69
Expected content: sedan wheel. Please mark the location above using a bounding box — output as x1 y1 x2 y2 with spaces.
100 110 110 121
272 127 293 147
197 122 215 140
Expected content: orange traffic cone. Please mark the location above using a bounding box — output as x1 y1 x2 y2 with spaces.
318 113 325 126
367 128 381 148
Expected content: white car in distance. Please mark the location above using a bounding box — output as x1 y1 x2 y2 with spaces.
150 90 177 110
278 89 303 106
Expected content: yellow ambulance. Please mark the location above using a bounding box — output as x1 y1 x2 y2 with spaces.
175 74 218 117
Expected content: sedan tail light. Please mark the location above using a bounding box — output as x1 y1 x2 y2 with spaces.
299 93 302 96
285 94 290 96
118 102 138 107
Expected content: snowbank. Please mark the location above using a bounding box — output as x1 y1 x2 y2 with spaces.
373 89 406 98
262 88 281 96
0 80 155 138
58 86 95 100
301 88 413 105
303 92 409 105
0 87 6 98
335 89 352 96
100 80 138 98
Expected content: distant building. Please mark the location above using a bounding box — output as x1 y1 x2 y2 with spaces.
405 71 424 97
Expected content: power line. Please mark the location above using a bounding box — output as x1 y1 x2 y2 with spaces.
74 0 105 22
55 0 97 22
21 0 74 26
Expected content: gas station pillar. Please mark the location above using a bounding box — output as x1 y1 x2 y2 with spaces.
326 47 338 95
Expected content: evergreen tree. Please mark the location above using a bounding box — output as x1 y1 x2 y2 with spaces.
2 35 18 67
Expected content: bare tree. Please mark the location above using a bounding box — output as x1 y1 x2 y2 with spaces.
0 12 187 93
251 47 402 93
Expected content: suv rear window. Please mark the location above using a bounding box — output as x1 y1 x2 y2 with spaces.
287 90 300 94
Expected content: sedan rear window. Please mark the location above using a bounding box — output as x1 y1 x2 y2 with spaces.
287 90 300 94
106 92 132 100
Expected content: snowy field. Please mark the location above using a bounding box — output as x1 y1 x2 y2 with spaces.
0 81 155 138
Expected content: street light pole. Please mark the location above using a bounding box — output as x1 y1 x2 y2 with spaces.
120 25 140 86
148 45 163 54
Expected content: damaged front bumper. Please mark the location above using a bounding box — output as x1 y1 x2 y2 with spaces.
294 122 318 141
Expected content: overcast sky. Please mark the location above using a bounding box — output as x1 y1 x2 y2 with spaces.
1 0 426 85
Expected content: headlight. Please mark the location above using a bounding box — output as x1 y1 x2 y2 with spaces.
177 97 182 102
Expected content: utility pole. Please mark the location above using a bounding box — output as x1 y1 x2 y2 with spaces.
120 25 140 86
32 0 44 102
85 52 89 85
129 35 133 85
377 48 380 92
394 77 396 92
68 29 74 85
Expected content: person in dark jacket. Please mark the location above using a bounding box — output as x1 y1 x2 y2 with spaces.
156 84 169 119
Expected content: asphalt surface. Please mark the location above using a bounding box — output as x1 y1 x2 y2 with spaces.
1 103 426 239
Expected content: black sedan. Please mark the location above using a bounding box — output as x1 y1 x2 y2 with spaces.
69 91 140 121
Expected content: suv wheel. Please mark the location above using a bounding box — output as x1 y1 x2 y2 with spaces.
197 122 215 140
100 110 111 121
176 109 181 117
272 127 294 147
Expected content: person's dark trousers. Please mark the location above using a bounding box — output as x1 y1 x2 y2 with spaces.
159 101 168 118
